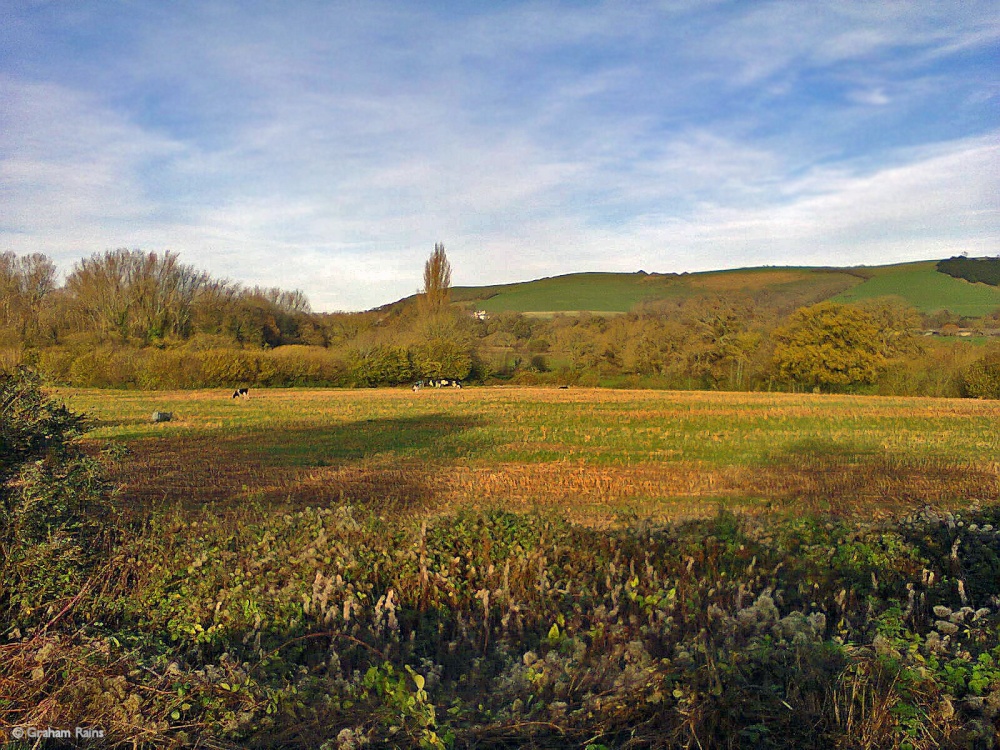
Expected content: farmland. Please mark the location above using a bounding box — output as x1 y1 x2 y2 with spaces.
453 266 865 316
448 260 1000 317
68 386 1000 524
833 261 1000 317
3 382 999 749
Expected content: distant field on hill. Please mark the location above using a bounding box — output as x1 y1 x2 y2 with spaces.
454 266 864 315
453 272 677 314
70 386 1000 525
449 260 1000 317
833 260 1000 316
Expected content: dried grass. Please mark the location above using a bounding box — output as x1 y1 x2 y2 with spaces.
107 434 998 527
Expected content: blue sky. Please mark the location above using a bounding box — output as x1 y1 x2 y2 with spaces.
1 1 997 311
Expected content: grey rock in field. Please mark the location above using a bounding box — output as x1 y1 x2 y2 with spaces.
151 411 173 423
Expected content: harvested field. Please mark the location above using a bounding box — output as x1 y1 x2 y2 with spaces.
64 386 1000 523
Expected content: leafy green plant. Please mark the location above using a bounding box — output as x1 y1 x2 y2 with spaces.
362 662 449 749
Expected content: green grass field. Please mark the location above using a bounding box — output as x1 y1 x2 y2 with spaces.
463 272 688 314
69 386 1000 524
458 267 864 315
73 386 1000 465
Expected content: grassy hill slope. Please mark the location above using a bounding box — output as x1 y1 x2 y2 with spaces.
449 260 1000 317
832 260 1000 316
453 266 865 315
453 272 689 314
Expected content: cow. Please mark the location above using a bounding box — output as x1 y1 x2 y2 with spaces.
232 387 250 400
419 379 461 389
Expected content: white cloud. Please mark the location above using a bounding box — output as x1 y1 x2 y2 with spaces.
625 135 1000 270
695 1 1000 86
848 88 891 106
0 76 185 258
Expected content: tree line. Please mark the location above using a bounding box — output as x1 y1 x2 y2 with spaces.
937 256 1000 287
1 247 998 397
1 248 318 350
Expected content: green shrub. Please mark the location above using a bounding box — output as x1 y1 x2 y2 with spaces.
267 345 350 386
0 347 23 374
937 256 1000 286
410 337 473 381
65 346 139 388
350 344 414 386
35 346 76 384
0 369 116 628
963 347 1000 399
138 347 205 389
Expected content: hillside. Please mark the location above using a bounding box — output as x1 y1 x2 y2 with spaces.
448 260 1000 317
832 260 1000 316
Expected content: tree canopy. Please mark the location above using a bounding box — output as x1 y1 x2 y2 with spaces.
772 302 909 390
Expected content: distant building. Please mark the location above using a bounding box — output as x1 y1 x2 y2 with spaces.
473 310 488 321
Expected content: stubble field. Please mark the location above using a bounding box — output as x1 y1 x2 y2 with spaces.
67 386 1000 523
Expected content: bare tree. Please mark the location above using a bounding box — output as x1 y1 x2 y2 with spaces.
421 243 452 315
246 286 312 315
0 252 57 344
64 249 210 343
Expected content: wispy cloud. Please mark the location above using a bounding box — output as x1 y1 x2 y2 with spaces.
0 76 185 247
625 135 1000 268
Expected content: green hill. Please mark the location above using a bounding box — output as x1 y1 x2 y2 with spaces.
832 261 1000 316
453 272 690 314
447 260 1000 318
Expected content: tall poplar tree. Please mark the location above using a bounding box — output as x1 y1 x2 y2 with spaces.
421 243 452 315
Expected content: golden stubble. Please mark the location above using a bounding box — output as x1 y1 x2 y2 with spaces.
70 386 1000 527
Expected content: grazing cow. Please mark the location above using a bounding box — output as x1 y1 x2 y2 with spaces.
232 387 250 400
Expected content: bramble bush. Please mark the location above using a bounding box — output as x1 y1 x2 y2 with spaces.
0 369 117 630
